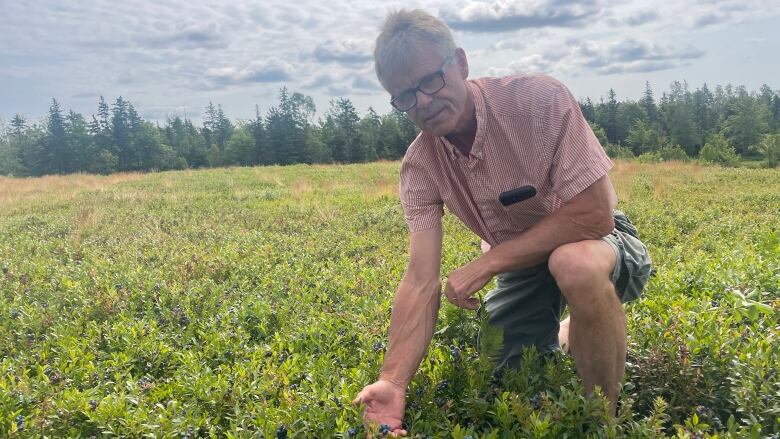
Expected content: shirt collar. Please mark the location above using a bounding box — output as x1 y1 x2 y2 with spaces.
440 80 486 161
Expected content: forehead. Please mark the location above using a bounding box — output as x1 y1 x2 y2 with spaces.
380 46 446 96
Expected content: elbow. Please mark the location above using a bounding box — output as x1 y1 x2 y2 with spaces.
596 212 615 237
575 204 614 239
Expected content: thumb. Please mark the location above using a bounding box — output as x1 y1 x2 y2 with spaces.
352 386 372 406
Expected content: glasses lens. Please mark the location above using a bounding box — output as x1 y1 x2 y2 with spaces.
392 92 416 111
419 73 445 94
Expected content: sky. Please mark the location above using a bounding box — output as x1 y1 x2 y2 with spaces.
1 0 779 125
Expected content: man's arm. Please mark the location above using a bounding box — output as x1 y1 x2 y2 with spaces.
380 223 443 389
444 175 616 305
484 174 617 275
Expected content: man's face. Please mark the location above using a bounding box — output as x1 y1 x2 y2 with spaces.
380 46 468 137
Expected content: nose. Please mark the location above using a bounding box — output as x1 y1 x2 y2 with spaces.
415 90 433 108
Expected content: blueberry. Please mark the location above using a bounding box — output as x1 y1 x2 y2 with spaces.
373 341 384 351
276 424 288 439
695 405 707 416
450 346 461 360
180 427 195 439
416 387 425 397
530 393 541 409
2 264 8 274
89 399 98 410
379 424 390 435
15 414 24 429
348 427 357 437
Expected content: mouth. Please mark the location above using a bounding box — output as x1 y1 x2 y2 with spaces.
424 107 445 123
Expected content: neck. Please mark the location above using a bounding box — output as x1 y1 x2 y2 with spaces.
445 86 477 155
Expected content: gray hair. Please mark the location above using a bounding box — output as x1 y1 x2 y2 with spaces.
374 9 456 82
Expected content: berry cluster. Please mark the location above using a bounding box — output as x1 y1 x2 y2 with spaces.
276 424 287 439
530 393 542 410
180 426 196 439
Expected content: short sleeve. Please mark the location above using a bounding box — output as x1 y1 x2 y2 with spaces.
546 79 613 202
399 153 444 233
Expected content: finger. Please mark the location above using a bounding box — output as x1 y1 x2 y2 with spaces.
464 297 479 310
352 389 367 406
390 429 408 437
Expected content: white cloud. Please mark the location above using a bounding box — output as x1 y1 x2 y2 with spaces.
205 58 294 86
0 0 778 122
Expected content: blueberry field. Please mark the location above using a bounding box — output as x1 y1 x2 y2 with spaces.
1 161 778 438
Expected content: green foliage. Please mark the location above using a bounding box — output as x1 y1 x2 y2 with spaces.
634 144 689 163
2 80 777 177
626 119 664 155
0 161 777 437
606 143 635 159
700 133 740 167
589 121 609 147
756 133 780 168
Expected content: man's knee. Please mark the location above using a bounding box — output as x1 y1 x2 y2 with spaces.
548 241 616 308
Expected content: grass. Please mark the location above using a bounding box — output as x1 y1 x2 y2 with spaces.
0 160 777 437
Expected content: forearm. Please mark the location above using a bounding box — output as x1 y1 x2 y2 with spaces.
483 198 615 275
379 277 441 389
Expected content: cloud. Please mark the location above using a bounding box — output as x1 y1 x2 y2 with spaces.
622 9 659 26
352 76 382 91
440 0 602 32
71 92 101 100
692 12 729 27
205 58 294 86
312 39 373 64
135 22 230 49
488 37 706 77
571 38 705 75
490 29 549 51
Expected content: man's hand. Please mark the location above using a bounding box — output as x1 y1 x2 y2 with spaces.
443 258 493 310
352 380 408 437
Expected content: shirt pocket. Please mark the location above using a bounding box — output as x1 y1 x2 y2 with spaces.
501 194 550 230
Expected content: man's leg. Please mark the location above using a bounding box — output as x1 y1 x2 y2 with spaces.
558 315 570 353
548 240 625 416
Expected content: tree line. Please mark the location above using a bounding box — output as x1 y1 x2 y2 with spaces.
1 80 779 177
581 81 780 166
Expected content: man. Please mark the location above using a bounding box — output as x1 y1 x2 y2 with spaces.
352 9 652 436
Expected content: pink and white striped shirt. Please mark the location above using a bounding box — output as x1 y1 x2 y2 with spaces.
399 74 613 247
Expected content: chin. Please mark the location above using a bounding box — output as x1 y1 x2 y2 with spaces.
420 112 456 137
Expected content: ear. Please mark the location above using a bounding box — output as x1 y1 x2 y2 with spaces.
455 47 469 79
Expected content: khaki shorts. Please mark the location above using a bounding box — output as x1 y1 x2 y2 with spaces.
480 210 652 370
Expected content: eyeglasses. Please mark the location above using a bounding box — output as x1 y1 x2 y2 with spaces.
390 56 453 112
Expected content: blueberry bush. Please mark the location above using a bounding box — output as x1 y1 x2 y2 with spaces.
0 161 777 437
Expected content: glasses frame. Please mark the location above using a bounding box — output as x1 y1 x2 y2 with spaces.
390 56 453 112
